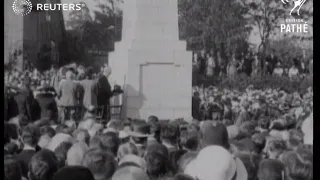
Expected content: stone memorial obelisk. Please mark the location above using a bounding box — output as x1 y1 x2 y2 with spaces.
109 0 192 120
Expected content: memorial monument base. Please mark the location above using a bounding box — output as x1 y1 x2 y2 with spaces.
109 0 192 121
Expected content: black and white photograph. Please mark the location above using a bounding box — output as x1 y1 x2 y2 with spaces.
4 0 313 180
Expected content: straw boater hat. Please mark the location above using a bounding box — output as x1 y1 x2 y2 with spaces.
37 86 57 96
127 121 154 138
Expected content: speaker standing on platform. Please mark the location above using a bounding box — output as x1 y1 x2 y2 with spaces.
97 66 114 121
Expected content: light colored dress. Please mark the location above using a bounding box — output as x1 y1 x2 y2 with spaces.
273 68 283 77
288 67 299 78
206 57 215 77
251 60 260 77
227 60 238 78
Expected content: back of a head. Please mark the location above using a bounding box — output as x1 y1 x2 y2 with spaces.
82 148 117 180
107 120 123 131
144 151 168 178
257 159 284 180
99 132 121 156
72 129 90 145
147 116 161 136
112 166 149 180
252 133 267 154
263 137 287 159
236 153 261 180
103 66 112 77
287 129 303 150
279 151 313 180
85 67 94 80
28 149 59 180
53 166 95 180
238 121 256 139
67 142 89 166
146 143 169 159
40 126 56 138
148 116 159 124
54 141 73 168
4 155 22 180
161 123 179 145
180 126 199 151
117 142 139 160
200 121 229 150
89 135 101 149
22 124 41 147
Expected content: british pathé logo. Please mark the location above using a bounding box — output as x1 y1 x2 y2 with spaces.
281 0 307 16
12 0 85 16
280 19 308 33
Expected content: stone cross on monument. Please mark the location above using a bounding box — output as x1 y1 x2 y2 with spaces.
109 0 192 120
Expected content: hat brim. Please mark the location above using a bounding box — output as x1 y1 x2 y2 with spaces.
126 131 154 138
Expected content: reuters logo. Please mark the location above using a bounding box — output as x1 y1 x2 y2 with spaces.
12 0 33 16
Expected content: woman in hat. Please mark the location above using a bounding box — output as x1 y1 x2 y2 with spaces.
273 62 284 77
205 53 215 78
252 54 261 77
227 53 238 79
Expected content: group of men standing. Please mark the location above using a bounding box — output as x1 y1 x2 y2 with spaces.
5 65 116 125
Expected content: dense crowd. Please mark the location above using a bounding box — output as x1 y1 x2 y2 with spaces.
193 50 313 79
4 63 313 180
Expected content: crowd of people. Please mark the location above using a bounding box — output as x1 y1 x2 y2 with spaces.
193 50 313 79
4 52 313 180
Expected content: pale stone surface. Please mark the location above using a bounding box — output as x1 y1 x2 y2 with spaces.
109 0 192 120
4 0 24 69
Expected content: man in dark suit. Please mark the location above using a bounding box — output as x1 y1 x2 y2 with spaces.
13 77 35 126
198 50 207 76
16 124 41 178
265 50 278 75
97 66 114 120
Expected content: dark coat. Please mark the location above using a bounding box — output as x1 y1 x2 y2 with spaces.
36 93 58 121
16 149 37 177
13 88 34 125
192 97 201 120
198 56 207 75
97 75 113 106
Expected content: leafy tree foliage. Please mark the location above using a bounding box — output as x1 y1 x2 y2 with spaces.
239 0 287 56
178 0 252 57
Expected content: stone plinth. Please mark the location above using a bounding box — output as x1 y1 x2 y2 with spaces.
4 0 24 70
109 0 192 120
